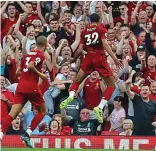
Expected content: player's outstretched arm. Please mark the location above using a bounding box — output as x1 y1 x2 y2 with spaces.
27 61 47 80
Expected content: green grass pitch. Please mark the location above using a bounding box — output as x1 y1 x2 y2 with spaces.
1 149 152 151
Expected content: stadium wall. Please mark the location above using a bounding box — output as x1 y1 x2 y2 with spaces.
2 136 156 150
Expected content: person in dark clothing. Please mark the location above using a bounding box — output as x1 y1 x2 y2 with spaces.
129 46 148 72
38 19 67 47
126 80 156 136
6 115 25 135
61 108 100 135
139 24 156 56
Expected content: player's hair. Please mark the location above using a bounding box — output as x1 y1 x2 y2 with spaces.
36 36 47 47
7 3 16 12
90 13 100 23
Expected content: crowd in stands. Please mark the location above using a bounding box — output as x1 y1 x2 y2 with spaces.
1 1 156 136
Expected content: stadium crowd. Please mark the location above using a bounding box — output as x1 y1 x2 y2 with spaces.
0 1 156 139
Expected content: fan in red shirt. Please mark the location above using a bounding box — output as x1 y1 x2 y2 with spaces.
79 71 104 110
24 2 40 25
0 76 14 124
1 2 29 40
60 13 122 124
0 36 48 148
143 55 156 85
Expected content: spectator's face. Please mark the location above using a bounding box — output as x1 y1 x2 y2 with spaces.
90 71 99 80
123 121 132 130
150 82 156 94
146 6 153 17
78 1 85 6
147 55 156 67
74 6 82 18
25 3 33 13
138 32 146 45
65 13 72 23
95 2 103 14
49 20 59 31
54 116 62 128
6 37 12 46
140 86 150 98
113 101 121 109
30 43 37 51
33 20 42 31
119 5 126 15
122 44 131 56
146 22 152 31
8 5 16 18
79 21 86 30
138 11 148 23
12 116 20 128
60 65 70 76
48 33 56 46
115 22 122 29
15 39 21 49
67 71 77 81
120 26 130 38
16 50 22 60
50 120 59 131
61 46 72 58
27 26 35 40
80 108 90 122
0 76 6 89
52 1 59 10
137 51 146 60
107 29 115 41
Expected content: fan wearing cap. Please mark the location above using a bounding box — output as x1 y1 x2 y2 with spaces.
129 45 148 72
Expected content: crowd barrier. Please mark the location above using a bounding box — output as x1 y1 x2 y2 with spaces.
2 135 156 150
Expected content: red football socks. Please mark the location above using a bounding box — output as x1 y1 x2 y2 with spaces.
69 82 80 92
103 86 115 100
2 115 13 133
30 113 45 131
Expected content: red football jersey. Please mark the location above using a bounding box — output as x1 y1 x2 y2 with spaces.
143 67 156 86
83 78 102 110
80 24 107 55
16 50 45 93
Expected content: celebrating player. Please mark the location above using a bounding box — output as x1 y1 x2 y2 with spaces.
60 13 122 123
0 36 48 148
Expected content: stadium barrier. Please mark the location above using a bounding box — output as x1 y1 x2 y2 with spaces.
2 135 156 150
